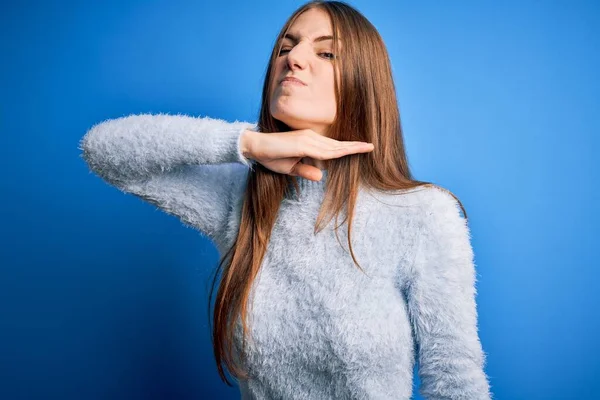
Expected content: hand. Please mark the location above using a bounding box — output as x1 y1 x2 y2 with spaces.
240 129 374 181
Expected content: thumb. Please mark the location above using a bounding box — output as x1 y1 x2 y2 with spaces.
291 163 323 181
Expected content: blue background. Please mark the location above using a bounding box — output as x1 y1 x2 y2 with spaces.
1 1 598 399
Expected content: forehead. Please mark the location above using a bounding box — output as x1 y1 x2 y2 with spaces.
284 8 335 42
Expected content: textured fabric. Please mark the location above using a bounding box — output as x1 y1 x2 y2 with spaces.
79 113 492 400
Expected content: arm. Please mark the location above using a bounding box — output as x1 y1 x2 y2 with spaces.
78 112 258 253
405 187 492 399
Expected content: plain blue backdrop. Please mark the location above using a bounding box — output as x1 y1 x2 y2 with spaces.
1 0 598 399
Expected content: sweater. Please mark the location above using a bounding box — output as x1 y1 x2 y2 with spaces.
79 113 492 400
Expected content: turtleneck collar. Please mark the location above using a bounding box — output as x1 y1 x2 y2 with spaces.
286 169 328 200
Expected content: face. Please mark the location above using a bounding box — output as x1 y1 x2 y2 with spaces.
269 8 340 136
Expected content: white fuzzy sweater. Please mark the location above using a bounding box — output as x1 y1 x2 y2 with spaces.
79 113 492 400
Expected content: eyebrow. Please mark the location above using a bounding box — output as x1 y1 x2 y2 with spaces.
283 33 337 44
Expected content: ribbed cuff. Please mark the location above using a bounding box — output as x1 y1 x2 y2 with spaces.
235 124 257 170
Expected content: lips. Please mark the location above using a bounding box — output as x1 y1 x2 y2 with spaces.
281 76 307 86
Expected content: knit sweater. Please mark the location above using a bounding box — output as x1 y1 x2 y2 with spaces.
79 113 492 400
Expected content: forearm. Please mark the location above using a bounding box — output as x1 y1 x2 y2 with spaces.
79 112 257 184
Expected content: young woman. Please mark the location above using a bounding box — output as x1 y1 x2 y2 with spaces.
79 1 492 398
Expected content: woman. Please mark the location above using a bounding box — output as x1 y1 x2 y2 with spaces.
79 1 492 398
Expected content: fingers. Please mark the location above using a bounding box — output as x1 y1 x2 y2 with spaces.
291 163 324 181
304 130 373 150
304 142 374 161
309 134 373 151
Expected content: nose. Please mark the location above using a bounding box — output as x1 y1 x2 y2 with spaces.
286 42 310 71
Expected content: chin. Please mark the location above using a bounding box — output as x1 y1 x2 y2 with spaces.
274 114 312 130
270 103 334 130
271 106 303 126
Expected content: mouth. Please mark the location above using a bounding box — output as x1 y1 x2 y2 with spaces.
280 76 307 86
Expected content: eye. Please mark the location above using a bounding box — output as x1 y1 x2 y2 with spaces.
319 52 336 60
277 48 336 60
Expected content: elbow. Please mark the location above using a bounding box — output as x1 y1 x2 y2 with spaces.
78 122 107 175
78 129 95 167
78 118 128 183
418 345 493 399
419 370 492 400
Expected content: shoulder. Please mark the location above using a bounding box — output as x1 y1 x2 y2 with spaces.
362 183 468 239
362 183 465 220
409 184 470 242
402 183 465 218
373 183 464 215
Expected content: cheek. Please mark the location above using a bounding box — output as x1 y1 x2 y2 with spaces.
270 62 283 93
317 70 336 102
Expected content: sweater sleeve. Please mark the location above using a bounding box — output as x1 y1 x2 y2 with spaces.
405 187 492 400
78 112 258 252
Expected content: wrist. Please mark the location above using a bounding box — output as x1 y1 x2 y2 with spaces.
240 129 257 160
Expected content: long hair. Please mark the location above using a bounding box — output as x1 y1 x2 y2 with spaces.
208 0 467 385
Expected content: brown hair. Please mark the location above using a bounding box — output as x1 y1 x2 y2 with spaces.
208 0 467 386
